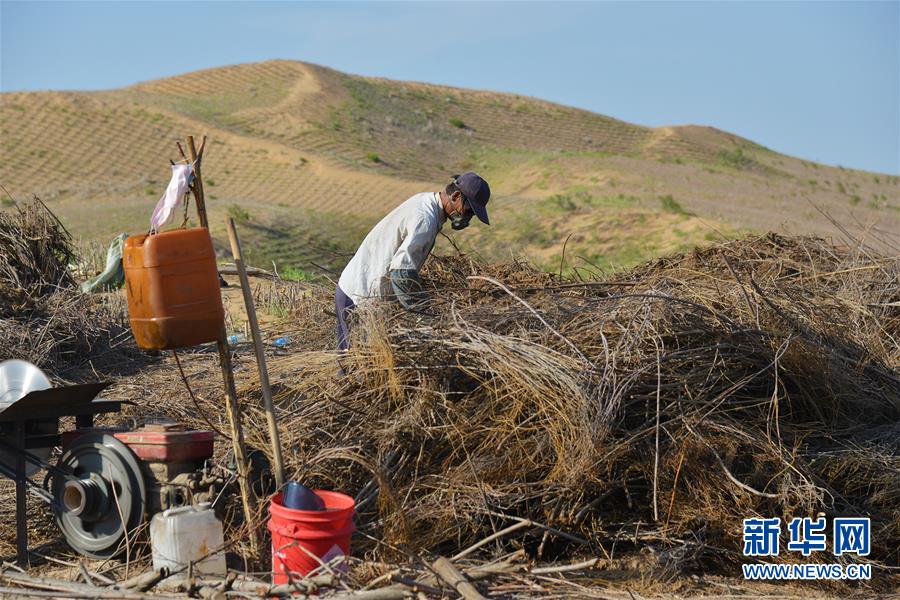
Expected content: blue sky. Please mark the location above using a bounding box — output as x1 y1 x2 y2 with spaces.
2 1 898 174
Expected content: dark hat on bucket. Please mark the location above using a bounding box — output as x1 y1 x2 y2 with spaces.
453 172 491 225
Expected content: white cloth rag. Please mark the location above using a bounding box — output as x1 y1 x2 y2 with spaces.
150 163 194 232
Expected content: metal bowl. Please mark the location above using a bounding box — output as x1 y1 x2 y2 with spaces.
0 359 52 411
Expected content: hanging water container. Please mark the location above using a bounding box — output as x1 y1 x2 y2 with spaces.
123 228 224 350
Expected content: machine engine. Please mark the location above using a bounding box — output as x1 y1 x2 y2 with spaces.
0 360 235 561
53 421 226 558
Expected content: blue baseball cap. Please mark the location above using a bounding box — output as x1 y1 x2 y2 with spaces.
454 172 491 225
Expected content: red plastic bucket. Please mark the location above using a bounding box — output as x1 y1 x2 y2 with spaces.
268 491 355 583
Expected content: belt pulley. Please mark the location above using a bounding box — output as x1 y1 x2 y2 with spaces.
50 433 146 558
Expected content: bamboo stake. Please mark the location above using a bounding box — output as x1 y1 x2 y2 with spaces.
225 217 285 488
184 135 258 555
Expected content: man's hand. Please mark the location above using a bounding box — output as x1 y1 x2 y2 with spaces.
390 269 432 313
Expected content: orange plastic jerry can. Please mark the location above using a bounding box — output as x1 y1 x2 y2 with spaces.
123 228 224 350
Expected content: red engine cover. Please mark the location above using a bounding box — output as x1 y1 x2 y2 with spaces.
62 423 213 463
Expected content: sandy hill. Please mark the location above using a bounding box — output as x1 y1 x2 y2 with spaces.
1 60 897 275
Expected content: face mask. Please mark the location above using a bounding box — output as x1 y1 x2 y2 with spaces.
448 193 473 230
450 211 472 230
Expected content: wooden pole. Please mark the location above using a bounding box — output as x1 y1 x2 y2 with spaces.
225 217 285 489
185 135 258 555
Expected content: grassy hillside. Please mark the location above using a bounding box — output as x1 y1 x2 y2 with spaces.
1 59 897 278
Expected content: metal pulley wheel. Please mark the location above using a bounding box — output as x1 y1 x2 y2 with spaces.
0 359 56 476
51 433 146 558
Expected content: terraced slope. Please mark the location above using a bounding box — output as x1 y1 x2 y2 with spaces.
1 60 897 275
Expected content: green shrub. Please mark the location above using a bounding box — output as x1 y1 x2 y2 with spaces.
280 266 314 282
448 118 465 128
549 193 578 211
717 147 748 168
144 186 156 196
659 194 687 214
206 178 215 186
227 204 251 223
849 195 861 205
366 152 380 163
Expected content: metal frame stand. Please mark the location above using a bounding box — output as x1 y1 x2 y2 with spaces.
14 420 25 566
1 383 120 566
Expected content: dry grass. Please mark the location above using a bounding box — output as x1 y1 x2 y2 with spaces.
1 226 897 596
0 197 76 306
0 199 139 377
231 233 899 582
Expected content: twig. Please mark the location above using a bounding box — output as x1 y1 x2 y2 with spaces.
479 511 590 547
173 350 227 438
530 557 601 574
664 445 687 530
684 422 781 499
652 335 662 523
119 568 168 592
467 275 594 367
451 520 532 561
389 574 443 597
106 463 131 578
77 562 95 587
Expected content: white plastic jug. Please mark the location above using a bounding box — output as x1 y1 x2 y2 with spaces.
150 503 226 579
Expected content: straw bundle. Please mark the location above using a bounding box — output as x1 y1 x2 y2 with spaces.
0 198 76 311
0 199 133 375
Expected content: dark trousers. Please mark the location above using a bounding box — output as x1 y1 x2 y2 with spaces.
335 285 355 351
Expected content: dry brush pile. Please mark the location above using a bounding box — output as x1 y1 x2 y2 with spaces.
244 233 899 573
1 198 897 586
0 199 133 377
